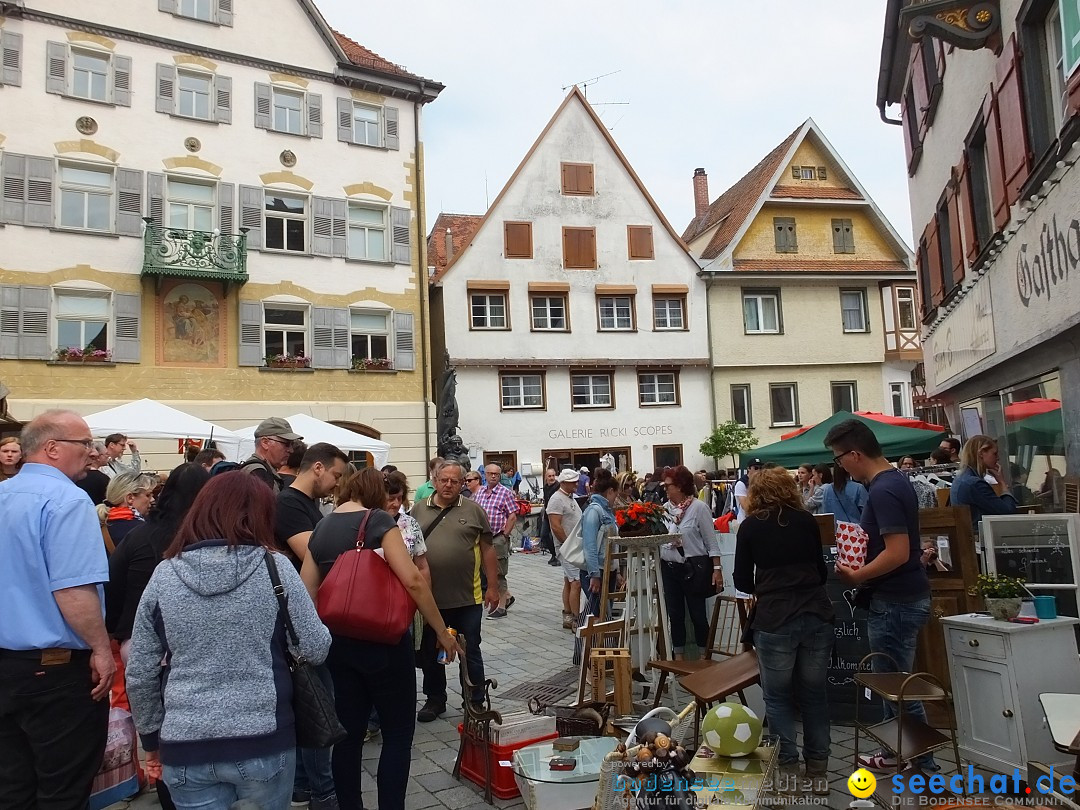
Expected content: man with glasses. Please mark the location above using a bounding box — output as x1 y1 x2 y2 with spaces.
0 410 114 808
473 463 519 619
101 432 142 479
825 419 937 774
241 417 302 493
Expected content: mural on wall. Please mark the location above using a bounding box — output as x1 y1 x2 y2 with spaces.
158 280 225 366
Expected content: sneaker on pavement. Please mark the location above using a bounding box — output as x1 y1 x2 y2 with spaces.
548 557 560 566
291 793 311 808
417 699 446 722
311 795 339 810
506 595 516 610
857 753 898 772
562 612 574 629
487 608 507 619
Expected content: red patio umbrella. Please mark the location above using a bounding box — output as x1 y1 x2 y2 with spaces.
1004 398 1060 422
780 411 947 441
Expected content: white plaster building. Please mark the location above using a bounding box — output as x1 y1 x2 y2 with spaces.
0 0 442 477
428 88 712 485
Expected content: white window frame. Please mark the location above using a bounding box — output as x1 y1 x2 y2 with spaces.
571 372 614 409
897 286 917 330
653 297 685 330
530 294 568 331
352 102 382 147
598 295 634 331
470 293 508 330
840 289 869 333
70 47 111 102
272 87 305 135
349 309 391 362
742 291 780 334
769 383 798 427
346 203 388 262
264 191 308 253
177 0 214 21
890 382 909 417
176 69 213 120
731 384 752 427
262 303 309 358
638 371 678 406
58 162 113 232
500 372 545 410
166 177 216 232
799 166 817 180
831 381 858 413
1047 4 1067 132
54 289 111 354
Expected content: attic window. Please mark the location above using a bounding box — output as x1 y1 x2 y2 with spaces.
799 167 816 180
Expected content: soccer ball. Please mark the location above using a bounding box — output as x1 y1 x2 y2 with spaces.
700 702 762 757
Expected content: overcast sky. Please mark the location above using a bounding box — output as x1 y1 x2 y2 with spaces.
318 1 912 248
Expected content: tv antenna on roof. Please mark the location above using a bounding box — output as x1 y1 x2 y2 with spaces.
562 70 620 98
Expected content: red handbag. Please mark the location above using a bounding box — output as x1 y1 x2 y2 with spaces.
316 510 417 644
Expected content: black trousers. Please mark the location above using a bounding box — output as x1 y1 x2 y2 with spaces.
0 650 109 810
419 604 485 704
660 561 710 653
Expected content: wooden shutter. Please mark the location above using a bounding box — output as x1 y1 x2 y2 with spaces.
394 311 415 371
383 105 399 150
1 152 26 224
147 172 165 226
218 182 234 235
947 183 965 287
156 64 176 114
113 54 132 107
391 206 411 264
312 197 345 257
984 89 1010 230
1 30 23 87
916 243 932 319
911 44 931 138
18 286 50 360
239 185 262 249
958 156 980 264
115 168 144 236
215 75 232 124
45 42 66 95
561 163 594 195
994 35 1030 214
306 92 323 138
113 292 141 363
504 222 532 258
563 227 596 268
253 83 272 130
925 216 944 307
903 88 923 176
24 157 54 228
238 300 263 366
832 219 854 253
216 0 234 26
336 97 354 143
0 286 19 358
791 166 801 179
627 225 654 260
773 217 797 252
1067 64 1080 117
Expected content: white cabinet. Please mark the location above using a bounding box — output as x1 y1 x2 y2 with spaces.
942 615 1080 773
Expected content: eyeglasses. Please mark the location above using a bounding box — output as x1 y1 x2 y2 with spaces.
465 476 481 482
267 437 293 447
437 477 463 485
833 450 855 465
54 438 94 449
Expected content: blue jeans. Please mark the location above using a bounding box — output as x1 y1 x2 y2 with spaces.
753 613 833 765
867 596 938 770
162 749 295 810
294 664 336 800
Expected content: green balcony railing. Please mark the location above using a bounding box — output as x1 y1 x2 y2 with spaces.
142 219 249 284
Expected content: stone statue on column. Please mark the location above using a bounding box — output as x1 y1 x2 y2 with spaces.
436 352 471 471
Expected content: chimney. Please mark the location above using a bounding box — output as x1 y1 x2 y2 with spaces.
444 228 453 263
693 168 709 219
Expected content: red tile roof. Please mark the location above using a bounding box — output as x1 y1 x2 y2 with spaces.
770 185 863 200
731 259 910 272
428 213 483 282
682 126 802 260
332 30 421 80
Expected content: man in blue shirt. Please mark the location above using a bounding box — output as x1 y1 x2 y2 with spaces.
0 409 114 808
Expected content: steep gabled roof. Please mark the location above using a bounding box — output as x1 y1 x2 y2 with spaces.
427 213 483 282
435 86 692 280
331 30 430 83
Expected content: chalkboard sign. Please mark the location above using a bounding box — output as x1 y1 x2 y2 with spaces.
822 545 883 725
985 516 1080 619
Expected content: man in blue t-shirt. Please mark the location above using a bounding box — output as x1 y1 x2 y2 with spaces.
825 419 937 774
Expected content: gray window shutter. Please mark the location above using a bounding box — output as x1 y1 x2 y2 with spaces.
312 196 334 256
1 152 26 224
215 74 232 124
147 172 165 226
306 92 323 138
774 217 796 252
336 97 353 143
218 182 234 234
238 300 263 366
311 307 334 368
25 157 54 228
113 292 141 363
156 63 176 114
216 0 234 26
254 83 272 130
332 308 349 368
1 31 23 87
158 0 174 11
391 206 411 264
116 168 144 236
393 311 414 371
331 199 346 257
383 105 399 151
240 185 262 249
19 286 50 360
113 54 132 106
791 166 801 180
46 42 67 95
0 286 19 358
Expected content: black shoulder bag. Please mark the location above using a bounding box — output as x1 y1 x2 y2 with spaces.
264 552 347 749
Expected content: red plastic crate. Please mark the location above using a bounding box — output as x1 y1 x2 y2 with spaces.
456 724 558 799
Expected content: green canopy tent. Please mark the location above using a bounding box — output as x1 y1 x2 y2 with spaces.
740 410 949 469
1008 408 1065 455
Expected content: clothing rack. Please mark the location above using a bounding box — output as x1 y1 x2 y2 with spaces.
899 463 960 476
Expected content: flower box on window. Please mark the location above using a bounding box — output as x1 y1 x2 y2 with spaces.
350 357 394 371
265 353 311 369
54 347 112 363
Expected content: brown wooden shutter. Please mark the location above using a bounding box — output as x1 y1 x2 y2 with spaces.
947 179 965 287
504 222 532 258
925 217 944 307
984 90 1010 230
903 88 923 176
911 44 931 137
563 227 595 268
994 35 1031 214
560 163 594 195
958 155 980 265
627 225 654 260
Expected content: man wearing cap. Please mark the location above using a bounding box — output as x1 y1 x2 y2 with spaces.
733 459 764 522
242 417 302 493
547 469 584 629
575 466 591 501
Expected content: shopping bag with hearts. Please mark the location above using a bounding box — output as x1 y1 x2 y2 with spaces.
835 521 869 570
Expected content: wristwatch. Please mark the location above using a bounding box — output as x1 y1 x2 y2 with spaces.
713 566 722 570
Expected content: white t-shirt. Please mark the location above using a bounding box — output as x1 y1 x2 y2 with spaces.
733 479 749 521
546 488 582 544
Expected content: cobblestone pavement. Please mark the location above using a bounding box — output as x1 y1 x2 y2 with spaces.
121 550 985 810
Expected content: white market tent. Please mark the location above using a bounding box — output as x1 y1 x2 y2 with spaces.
83 399 241 454
234 413 391 469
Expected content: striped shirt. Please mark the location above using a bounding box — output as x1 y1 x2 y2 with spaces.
472 483 517 535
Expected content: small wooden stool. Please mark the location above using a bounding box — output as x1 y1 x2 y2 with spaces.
590 648 632 715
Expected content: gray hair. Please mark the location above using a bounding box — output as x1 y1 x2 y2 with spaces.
92 441 107 455
435 460 464 479
21 409 83 456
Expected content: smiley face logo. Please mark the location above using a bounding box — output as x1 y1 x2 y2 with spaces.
847 768 876 798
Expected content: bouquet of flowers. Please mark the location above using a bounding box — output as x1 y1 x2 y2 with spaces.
615 501 670 537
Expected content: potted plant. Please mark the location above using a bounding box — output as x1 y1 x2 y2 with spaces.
265 353 311 369
83 348 112 363
970 574 1026 620
615 501 671 538
351 356 394 371
55 346 84 362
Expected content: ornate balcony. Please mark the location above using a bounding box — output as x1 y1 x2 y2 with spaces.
142 219 249 288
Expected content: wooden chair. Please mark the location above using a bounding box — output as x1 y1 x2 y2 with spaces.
451 635 503 805
646 596 749 708
575 616 625 707
677 649 761 748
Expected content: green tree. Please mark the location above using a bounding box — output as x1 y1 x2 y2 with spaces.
699 421 759 470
